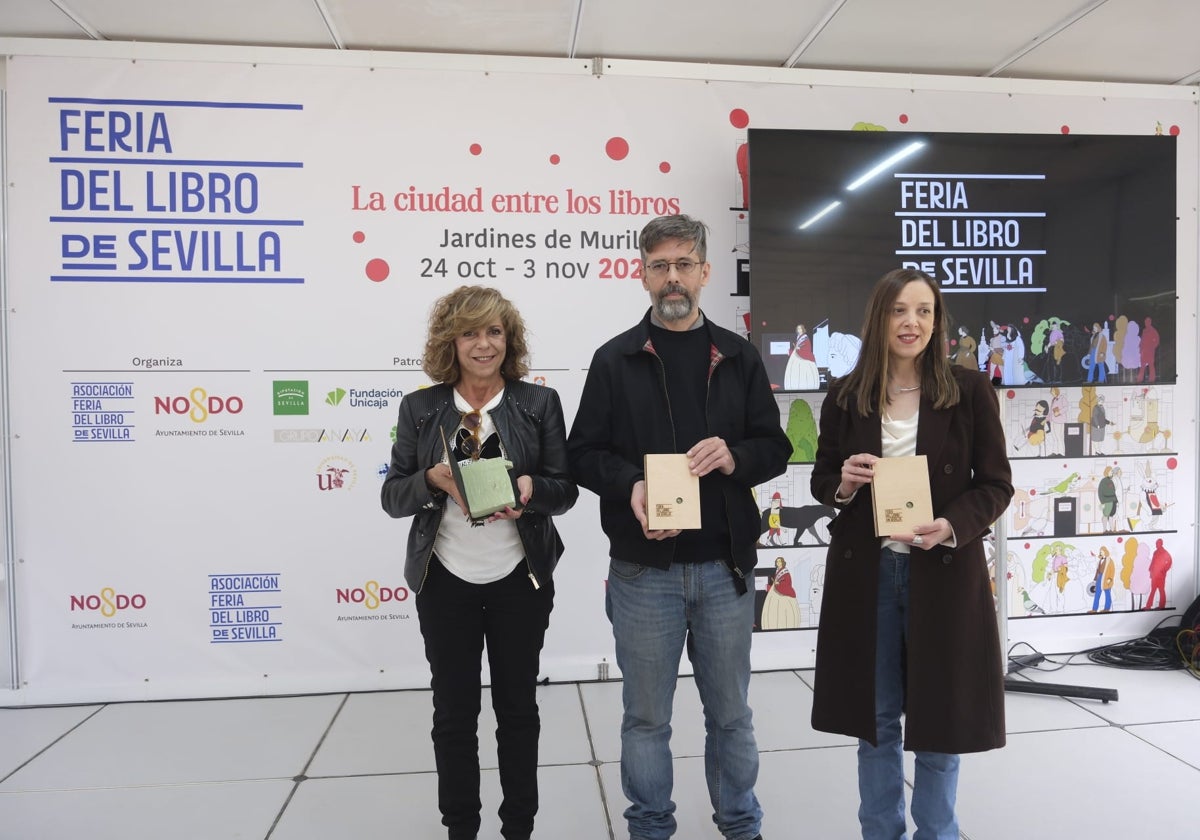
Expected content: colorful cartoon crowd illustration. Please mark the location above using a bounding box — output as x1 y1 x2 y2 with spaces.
751 374 1179 631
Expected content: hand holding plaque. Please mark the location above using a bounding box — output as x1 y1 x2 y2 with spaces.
870 455 933 537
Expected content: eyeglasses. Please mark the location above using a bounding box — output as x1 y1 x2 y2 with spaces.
644 258 702 278
460 410 483 460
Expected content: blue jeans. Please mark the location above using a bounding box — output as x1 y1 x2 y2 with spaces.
859 548 960 840
606 558 762 840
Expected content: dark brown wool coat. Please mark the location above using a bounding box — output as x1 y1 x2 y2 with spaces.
810 367 1013 754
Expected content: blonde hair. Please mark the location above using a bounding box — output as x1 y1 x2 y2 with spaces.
422 286 530 384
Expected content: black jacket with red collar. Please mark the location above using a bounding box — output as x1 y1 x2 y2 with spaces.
567 309 791 586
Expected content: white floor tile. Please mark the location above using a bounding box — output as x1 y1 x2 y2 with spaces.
957 726 1200 839
306 689 436 776
1127 719 1200 769
274 764 610 840
757 746 869 839
1015 662 1200 725
0 705 101 779
0 694 343 791
1 659 1196 840
0 780 292 840
310 682 591 779
750 670 855 751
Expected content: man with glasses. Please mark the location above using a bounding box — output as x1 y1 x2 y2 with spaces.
568 214 789 840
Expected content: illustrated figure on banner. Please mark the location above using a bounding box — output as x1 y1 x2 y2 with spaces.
1129 387 1166 448
1013 399 1050 457
1138 461 1170 529
1146 538 1172 609
1139 317 1160 383
783 323 820 390
1085 322 1108 383
1089 394 1112 455
982 322 1004 383
1096 465 1121 532
809 563 825 625
952 325 977 370
1001 325 1026 386
764 491 784 545
1125 538 1152 610
760 557 801 630
757 501 837 547
1120 318 1141 384
1046 318 1066 383
826 331 863 378
1048 387 1068 456
1088 545 1116 612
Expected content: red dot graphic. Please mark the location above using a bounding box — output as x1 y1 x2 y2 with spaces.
659 161 671 173
899 114 909 124
1167 457 1178 470
469 143 482 156
352 231 365 244
366 258 390 282
606 137 630 161
1170 125 1181 136
730 109 750 129
1060 125 1071 134
549 154 561 165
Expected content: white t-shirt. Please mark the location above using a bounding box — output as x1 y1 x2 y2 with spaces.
880 409 918 553
434 389 525 584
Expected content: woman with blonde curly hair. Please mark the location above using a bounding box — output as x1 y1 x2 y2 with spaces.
382 285 577 840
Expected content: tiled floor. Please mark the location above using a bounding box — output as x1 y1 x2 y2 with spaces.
1 663 1198 839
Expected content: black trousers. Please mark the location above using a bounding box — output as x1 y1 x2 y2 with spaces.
416 557 554 840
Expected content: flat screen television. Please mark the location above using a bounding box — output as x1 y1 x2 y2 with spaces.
748 129 1176 390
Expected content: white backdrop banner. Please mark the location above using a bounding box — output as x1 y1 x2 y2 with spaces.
2 50 1196 703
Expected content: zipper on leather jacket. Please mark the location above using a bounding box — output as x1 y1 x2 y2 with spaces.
492 412 543 591
417 499 448 593
418 410 456 595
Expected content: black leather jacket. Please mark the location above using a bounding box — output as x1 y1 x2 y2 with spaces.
381 380 577 592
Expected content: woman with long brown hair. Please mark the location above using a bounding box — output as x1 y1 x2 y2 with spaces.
810 268 1013 839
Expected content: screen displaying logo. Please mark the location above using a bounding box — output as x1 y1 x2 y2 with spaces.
274 380 309 415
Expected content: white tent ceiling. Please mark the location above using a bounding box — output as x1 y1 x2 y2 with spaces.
2 0 1199 86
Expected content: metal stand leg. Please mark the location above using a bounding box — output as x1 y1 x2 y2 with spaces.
1005 653 1119 703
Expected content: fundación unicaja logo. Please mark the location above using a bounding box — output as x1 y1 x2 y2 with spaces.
273 380 309 416
326 387 347 406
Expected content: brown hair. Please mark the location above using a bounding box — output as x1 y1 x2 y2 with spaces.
834 268 960 417
422 286 530 384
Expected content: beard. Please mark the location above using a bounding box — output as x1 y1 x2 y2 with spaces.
654 283 695 322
